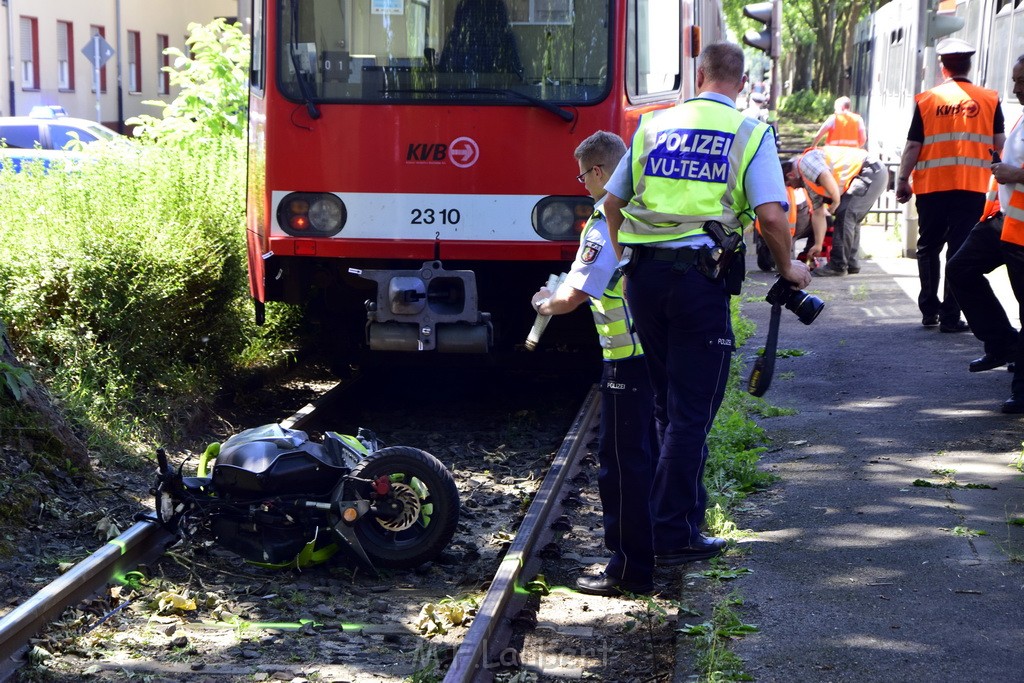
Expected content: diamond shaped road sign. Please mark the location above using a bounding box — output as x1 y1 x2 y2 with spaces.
81 34 115 69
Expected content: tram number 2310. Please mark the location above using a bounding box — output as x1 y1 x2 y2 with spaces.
410 208 461 225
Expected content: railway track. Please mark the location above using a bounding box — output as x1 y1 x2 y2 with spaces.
0 366 605 682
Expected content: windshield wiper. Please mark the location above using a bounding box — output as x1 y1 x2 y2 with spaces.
388 87 575 123
288 0 321 120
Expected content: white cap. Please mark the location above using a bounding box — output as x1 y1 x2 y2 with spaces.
935 38 975 56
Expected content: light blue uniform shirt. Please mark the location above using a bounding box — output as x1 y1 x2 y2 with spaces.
606 92 789 246
563 197 619 300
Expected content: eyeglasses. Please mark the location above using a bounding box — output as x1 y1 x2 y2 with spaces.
576 165 602 183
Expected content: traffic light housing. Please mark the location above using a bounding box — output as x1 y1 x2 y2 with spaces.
743 0 781 59
926 9 965 42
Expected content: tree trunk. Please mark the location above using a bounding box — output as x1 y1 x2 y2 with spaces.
838 0 863 95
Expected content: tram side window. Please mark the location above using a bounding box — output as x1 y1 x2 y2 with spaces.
626 0 681 101
884 28 906 96
251 0 265 93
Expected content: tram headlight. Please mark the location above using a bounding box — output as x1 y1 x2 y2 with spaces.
309 195 345 231
532 196 594 241
277 192 347 237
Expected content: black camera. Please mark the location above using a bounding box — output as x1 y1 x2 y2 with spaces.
766 277 824 325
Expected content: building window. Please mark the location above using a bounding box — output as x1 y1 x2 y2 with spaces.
157 34 170 95
57 21 75 91
90 26 108 93
128 30 141 93
20 16 39 90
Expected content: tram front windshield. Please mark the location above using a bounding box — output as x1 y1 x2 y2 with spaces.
278 0 610 105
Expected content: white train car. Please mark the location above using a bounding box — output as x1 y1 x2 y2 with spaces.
852 0 1024 164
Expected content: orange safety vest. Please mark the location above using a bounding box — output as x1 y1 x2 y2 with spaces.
827 112 863 147
797 146 867 199
912 79 999 194
1003 185 1024 247
983 175 1024 247
754 185 806 236
981 176 1000 221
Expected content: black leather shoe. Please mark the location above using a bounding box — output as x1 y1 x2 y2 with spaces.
922 315 940 327
575 573 653 596
969 353 1011 373
939 320 970 333
1001 396 1024 414
656 535 728 566
847 267 861 274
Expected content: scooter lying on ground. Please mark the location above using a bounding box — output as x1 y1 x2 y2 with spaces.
152 423 460 571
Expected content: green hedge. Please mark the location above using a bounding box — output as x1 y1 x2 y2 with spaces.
0 138 295 455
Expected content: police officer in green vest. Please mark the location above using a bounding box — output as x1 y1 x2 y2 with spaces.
604 42 811 566
531 131 658 596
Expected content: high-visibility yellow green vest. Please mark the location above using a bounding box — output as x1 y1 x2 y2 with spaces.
583 207 643 361
620 98 770 244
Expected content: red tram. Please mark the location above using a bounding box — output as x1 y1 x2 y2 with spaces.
245 0 725 355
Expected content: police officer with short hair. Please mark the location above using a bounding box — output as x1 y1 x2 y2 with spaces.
531 131 659 596
603 42 811 568
896 38 1006 332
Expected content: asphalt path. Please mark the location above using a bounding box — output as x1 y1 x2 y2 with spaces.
704 226 1024 682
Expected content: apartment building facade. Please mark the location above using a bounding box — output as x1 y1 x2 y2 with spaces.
0 0 241 131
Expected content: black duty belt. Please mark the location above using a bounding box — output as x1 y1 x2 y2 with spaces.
633 246 700 265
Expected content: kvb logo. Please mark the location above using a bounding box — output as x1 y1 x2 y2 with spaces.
405 136 480 168
934 99 980 118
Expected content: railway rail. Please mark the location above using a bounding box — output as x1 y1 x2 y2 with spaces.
0 369 602 682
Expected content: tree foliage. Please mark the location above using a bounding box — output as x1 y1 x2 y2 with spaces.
787 0 869 95
728 0 877 98
128 18 250 142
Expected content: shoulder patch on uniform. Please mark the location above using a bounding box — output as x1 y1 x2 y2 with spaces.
581 240 602 264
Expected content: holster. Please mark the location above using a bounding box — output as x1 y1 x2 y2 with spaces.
698 220 746 295
618 246 637 277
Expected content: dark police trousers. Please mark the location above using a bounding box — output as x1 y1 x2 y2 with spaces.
598 355 658 583
947 214 1024 396
916 190 987 325
624 252 733 552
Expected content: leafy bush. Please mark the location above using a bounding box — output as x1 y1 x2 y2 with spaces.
0 19 297 457
128 18 249 143
780 89 836 121
0 140 243 449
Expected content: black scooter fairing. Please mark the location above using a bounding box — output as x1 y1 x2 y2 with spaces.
212 424 349 497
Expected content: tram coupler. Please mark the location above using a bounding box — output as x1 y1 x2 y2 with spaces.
349 261 492 352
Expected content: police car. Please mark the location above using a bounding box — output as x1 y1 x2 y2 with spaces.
0 106 120 172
